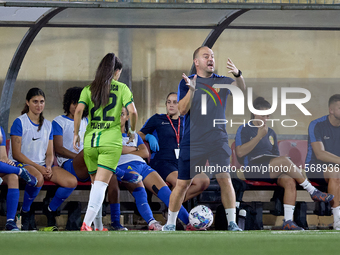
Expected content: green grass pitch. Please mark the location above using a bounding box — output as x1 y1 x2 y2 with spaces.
0 230 338 255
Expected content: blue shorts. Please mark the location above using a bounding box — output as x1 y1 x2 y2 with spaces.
14 162 28 168
14 162 55 168
150 159 178 181
62 159 90 182
178 144 231 181
117 161 155 181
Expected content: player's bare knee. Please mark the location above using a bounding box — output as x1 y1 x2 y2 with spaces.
168 180 176 188
280 177 296 191
177 180 191 191
277 156 291 166
216 177 232 187
199 178 210 191
66 176 78 188
36 174 44 187
328 176 340 185
3 174 18 186
8 173 19 182
108 183 119 193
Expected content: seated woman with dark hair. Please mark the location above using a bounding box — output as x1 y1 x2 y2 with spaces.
9 88 78 230
235 96 334 230
52 87 89 183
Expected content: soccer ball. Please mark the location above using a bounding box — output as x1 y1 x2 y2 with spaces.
189 205 214 230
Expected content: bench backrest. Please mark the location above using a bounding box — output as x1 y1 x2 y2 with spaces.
278 140 307 167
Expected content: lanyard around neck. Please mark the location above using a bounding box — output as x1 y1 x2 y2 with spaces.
166 115 180 148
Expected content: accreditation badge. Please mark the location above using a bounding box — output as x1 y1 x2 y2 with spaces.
174 149 180 159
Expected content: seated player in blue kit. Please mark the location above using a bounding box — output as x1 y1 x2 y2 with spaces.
108 107 191 230
305 94 340 230
235 97 334 230
52 87 90 183
9 88 78 230
0 126 37 231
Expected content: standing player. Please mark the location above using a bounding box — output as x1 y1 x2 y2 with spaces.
54 86 113 231
108 107 191 230
236 97 334 230
73 53 142 231
163 46 245 231
138 92 210 200
0 126 37 231
53 87 106 230
9 88 78 230
305 94 340 230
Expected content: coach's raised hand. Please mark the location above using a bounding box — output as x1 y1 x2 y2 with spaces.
182 73 197 92
227 58 239 76
178 74 197 116
227 58 245 91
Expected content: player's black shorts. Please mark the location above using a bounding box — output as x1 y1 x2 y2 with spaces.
150 159 178 181
178 141 231 180
243 159 277 184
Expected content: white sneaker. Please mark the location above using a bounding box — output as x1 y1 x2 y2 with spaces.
333 220 340 230
162 224 176 231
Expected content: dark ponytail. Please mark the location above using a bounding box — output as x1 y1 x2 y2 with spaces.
22 88 45 131
90 53 122 109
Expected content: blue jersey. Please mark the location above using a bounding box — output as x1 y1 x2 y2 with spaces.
306 115 340 164
178 73 233 149
140 114 183 161
235 122 279 166
0 127 6 146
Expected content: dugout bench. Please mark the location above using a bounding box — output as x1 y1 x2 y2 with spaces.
0 140 166 229
193 140 332 230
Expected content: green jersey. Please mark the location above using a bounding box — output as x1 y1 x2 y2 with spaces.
79 80 133 148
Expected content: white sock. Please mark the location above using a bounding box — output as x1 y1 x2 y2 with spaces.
83 181 108 226
225 208 236 224
332 206 340 222
166 210 179 226
299 179 316 194
93 205 103 230
284 204 295 221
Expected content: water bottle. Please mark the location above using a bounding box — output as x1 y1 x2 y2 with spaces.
238 209 246 230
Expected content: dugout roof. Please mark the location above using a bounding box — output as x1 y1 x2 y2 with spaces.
0 1 340 134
